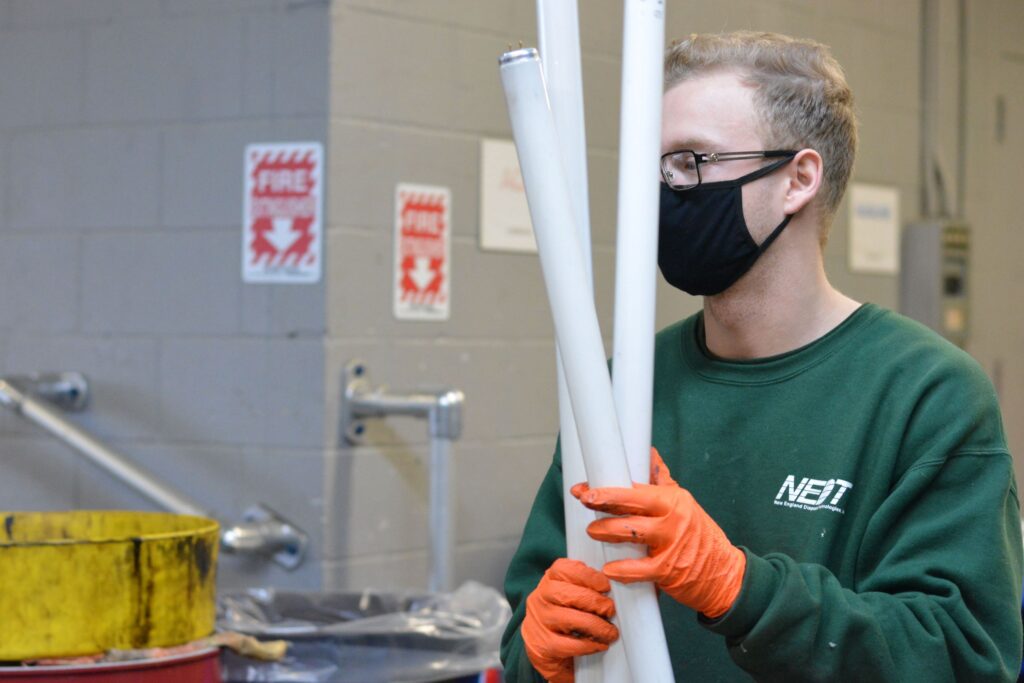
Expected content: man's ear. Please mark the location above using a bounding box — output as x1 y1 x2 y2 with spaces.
782 148 823 215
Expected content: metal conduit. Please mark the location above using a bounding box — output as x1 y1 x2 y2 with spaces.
340 360 465 594
0 372 309 570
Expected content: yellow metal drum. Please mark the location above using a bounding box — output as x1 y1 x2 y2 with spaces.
0 511 219 660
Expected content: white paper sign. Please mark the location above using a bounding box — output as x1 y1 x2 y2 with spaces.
479 138 537 253
394 183 451 321
243 142 323 283
848 183 900 274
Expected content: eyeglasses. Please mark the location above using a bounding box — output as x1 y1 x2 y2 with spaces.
660 149 797 190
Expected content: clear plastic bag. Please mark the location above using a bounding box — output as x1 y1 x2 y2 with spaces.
217 581 511 683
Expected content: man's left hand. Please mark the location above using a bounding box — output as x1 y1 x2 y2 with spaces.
571 448 746 619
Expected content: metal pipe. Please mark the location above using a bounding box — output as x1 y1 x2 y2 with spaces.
341 360 465 593
0 377 208 517
429 436 454 593
499 47 675 683
0 375 309 570
220 504 309 570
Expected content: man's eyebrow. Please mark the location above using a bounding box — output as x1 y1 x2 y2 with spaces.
665 137 719 152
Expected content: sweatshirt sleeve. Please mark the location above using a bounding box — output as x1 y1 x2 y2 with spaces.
500 449 567 683
703 356 1024 682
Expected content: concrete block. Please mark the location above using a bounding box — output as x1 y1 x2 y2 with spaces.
241 280 327 338
327 122 478 235
241 21 274 116
666 0 772 35
338 0 536 40
330 8 517 137
72 441 247 519
241 445 326 563
577 0 623 59
245 6 330 117
85 16 244 123
323 542 519 593
824 254 898 311
579 54 620 154
0 436 77 510
829 34 872 107
82 230 241 335
322 552 428 592
323 446 430 560
8 127 160 231
327 13 615 155
324 339 559 447
219 550 322 591
162 0 277 16
655 276 702 332
160 337 325 448
455 539 519 591
992 0 1024 53
888 125 921 201
822 196 850 264
851 105 884 182
453 441 553 544
840 24 918 113
325 228 618 342
746 2 822 40
4 335 163 441
586 151 618 248
0 28 85 128
876 31 920 114
0 234 79 333
8 0 161 27
8 0 114 27
161 119 327 229
855 106 920 189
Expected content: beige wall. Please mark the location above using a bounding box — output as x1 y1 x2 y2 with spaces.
322 0 1023 591
964 0 1024 485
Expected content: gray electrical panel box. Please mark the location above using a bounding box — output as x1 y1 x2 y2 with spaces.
899 222 969 347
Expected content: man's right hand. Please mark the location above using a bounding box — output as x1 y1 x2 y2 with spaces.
522 558 619 683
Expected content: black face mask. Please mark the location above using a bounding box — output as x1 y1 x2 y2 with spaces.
658 156 794 296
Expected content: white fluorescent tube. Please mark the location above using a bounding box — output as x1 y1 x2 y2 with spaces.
613 1 666 481
499 48 675 683
537 1 630 680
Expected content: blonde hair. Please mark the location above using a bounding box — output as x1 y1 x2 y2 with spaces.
665 32 857 229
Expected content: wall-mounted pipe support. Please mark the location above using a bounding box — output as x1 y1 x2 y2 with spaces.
340 359 465 593
0 373 309 570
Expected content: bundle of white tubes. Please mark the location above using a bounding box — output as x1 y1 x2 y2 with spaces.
535 2 627 681
498 1 673 681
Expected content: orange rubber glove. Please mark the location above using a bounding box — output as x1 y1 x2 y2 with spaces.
521 558 619 683
571 448 746 619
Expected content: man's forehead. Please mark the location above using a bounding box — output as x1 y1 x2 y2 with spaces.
661 73 762 150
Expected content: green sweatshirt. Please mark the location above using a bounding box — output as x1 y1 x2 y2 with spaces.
502 304 1023 682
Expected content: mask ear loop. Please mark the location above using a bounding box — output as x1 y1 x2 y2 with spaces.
745 153 798 252
755 213 793 252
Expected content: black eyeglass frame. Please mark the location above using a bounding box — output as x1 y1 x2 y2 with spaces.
660 149 798 190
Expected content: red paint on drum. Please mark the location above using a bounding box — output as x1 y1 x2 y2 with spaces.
0 647 221 682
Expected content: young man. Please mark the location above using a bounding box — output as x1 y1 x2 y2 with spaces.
501 32 1023 681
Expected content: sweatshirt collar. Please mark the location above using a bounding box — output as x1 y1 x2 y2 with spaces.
678 303 882 385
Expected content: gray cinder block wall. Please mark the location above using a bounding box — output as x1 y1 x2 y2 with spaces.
0 0 1020 594
0 0 330 590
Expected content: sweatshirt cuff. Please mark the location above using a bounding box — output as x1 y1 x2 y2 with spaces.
699 548 779 639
